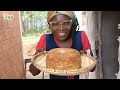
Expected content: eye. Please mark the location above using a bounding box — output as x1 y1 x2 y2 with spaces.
51 22 59 27
63 20 72 26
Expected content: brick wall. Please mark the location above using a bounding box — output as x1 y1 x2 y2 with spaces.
0 11 25 79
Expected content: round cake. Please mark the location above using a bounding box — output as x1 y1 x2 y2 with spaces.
46 48 81 70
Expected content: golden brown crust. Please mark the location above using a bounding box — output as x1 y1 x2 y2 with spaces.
46 48 81 70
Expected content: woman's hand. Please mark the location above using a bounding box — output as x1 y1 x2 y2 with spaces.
29 63 41 76
34 48 44 55
29 48 45 76
79 50 87 54
90 65 96 72
80 49 96 72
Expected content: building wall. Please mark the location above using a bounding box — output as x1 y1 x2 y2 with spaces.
0 11 25 79
100 11 120 79
86 11 97 79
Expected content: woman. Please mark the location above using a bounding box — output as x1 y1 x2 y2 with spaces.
29 11 94 79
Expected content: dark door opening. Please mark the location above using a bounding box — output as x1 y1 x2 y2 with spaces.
101 11 120 79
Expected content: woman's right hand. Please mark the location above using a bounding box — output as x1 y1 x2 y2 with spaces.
29 48 44 76
34 48 44 55
29 63 41 76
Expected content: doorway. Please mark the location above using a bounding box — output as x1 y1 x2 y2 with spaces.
101 11 120 79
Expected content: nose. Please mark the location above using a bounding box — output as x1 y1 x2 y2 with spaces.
59 23 64 30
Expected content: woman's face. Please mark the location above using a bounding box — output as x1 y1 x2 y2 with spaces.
49 14 72 41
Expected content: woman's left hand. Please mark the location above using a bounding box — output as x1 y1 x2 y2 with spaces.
79 50 87 54
90 65 96 72
80 50 96 72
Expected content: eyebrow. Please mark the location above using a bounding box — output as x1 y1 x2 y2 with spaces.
49 20 72 23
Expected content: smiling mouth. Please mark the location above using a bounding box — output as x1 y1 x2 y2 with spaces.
58 32 66 36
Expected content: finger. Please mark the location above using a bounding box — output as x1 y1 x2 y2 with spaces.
38 48 44 53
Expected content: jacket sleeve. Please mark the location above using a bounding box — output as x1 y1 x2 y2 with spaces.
81 31 91 51
36 34 46 51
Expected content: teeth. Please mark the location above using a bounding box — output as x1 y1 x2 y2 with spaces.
58 33 65 36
